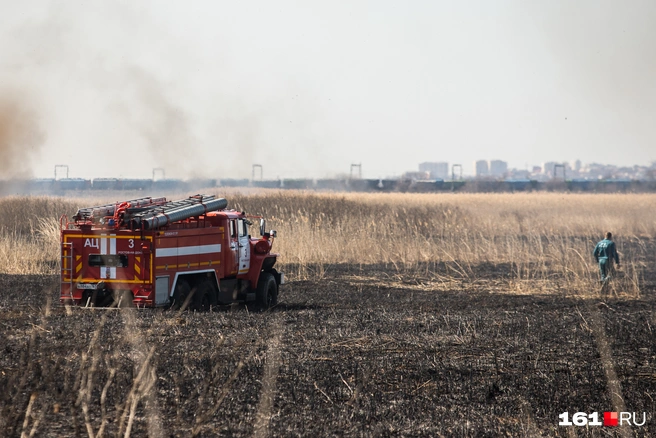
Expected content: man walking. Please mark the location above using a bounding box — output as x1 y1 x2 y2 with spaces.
593 232 620 282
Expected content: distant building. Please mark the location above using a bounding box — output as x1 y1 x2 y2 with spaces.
419 162 449 180
568 160 582 178
542 162 569 179
403 171 430 180
508 169 530 179
488 160 508 177
474 160 489 177
583 162 614 180
542 162 559 177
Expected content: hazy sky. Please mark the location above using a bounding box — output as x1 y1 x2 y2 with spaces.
1 0 654 179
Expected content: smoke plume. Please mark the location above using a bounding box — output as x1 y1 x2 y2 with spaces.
0 92 44 179
118 67 201 178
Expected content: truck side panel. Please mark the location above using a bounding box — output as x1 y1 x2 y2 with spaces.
153 228 226 301
61 230 152 305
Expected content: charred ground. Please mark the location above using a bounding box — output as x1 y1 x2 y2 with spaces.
1 260 655 437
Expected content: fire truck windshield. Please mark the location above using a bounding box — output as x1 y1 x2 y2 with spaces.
88 254 129 268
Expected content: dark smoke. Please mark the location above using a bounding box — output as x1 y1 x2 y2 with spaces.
0 92 44 179
1 3 330 180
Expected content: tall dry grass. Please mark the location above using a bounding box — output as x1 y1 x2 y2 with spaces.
0 197 80 274
1 192 653 295
230 192 655 296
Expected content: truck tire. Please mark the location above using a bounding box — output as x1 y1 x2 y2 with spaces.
256 272 277 310
193 281 212 312
171 279 191 310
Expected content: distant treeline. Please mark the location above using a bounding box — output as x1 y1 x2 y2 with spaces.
1 177 656 195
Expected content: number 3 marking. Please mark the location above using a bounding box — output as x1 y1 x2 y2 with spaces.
129 239 134 249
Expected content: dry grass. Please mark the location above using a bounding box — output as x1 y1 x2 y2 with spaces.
0 197 79 274
1 192 653 296
1 191 655 436
228 192 654 296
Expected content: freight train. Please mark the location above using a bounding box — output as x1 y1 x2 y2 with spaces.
0 177 652 194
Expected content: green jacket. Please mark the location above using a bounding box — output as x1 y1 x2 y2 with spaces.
593 239 619 264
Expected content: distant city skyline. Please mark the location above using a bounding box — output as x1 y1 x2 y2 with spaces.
411 159 655 181
19 158 656 182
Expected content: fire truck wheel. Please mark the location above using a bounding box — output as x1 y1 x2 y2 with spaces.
256 272 278 310
193 282 213 312
171 279 191 310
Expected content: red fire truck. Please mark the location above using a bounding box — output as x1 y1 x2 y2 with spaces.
60 194 283 310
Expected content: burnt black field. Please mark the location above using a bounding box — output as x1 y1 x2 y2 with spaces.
1 263 655 437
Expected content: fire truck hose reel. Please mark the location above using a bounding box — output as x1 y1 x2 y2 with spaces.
142 198 228 230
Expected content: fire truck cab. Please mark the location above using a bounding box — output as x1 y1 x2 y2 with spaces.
60 195 283 310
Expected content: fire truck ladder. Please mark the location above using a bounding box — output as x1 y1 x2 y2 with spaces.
74 196 168 221
61 242 74 300
130 194 225 230
133 194 216 220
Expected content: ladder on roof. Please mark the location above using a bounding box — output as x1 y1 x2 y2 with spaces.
72 194 219 230
61 242 74 301
74 197 167 221
131 194 216 221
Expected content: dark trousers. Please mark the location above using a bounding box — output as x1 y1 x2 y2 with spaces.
598 258 614 280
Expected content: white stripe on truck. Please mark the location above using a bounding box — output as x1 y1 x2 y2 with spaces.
156 244 222 258
110 235 116 279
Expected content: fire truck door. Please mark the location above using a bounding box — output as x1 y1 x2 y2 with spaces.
229 219 239 274
237 218 250 274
